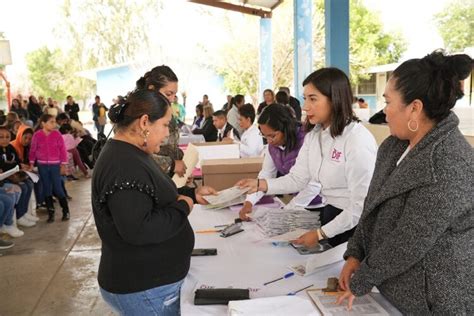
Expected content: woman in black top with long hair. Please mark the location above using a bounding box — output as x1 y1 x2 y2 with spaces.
92 89 215 315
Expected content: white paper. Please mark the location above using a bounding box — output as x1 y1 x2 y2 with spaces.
25 171 39 183
203 187 250 210
0 165 20 181
172 143 199 188
228 296 318 316
252 207 320 237
307 289 389 316
289 242 347 277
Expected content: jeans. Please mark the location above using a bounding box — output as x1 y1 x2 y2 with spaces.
34 180 44 205
95 121 105 138
15 179 34 219
100 279 184 316
0 192 15 226
37 164 65 198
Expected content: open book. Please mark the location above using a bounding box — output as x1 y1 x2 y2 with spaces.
203 186 250 210
0 166 20 181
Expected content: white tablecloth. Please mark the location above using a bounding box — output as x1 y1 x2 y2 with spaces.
179 133 205 145
181 205 401 315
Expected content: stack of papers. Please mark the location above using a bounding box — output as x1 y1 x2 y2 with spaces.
203 187 250 210
252 207 320 237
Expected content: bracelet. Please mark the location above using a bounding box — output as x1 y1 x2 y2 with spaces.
319 228 328 240
257 178 260 191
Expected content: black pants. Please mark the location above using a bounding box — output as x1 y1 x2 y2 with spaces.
312 204 356 247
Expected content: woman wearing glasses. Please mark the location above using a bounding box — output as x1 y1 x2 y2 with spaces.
239 104 322 220
239 68 378 247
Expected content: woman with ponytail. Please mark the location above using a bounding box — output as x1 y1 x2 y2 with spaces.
337 51 473 314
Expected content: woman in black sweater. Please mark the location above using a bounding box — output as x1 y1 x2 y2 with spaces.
192 105 217 141
92 89 215 315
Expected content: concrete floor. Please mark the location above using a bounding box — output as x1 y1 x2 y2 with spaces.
0 179 115 316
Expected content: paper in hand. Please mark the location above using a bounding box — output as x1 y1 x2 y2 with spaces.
203 186 250 210
0 165 20 181
172 144 199 188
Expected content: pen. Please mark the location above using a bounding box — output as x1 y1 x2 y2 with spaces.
263 272 295 286
195 229 221 233
287 284 314 295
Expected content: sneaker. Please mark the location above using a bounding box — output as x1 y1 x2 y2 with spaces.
36 203 47 211
0 225 24 237
24 213 39 222
17 216 36 227
0 239 14 250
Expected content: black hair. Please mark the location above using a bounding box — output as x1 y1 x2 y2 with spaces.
302 67 358 137
108 89 170 131
257 103 298 152
56 113 70 123
234 94 245 105
275 91 289 105
22 128 34 136
0 126 9 133
391 50 473 122
35 114 55 131
238 103 256 124
59 123 73 134
212 110 226 118
358 98 365 103
136 65 178 91
66 95 72 99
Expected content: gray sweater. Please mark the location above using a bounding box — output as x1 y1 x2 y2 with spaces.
345 112 473 314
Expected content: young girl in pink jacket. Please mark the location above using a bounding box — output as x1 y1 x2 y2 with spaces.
29 114 70 222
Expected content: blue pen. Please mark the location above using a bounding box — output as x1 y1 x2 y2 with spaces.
263 272 295 286
287 284 314 295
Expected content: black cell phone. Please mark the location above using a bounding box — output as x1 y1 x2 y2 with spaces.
191 248 217 256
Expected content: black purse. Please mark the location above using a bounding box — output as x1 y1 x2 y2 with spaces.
194 288 250 305
91 128 113 164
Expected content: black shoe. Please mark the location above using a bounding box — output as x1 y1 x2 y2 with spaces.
47 211 55 223
59 197 70 222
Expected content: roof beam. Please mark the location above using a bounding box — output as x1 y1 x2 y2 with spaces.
188 0 273 18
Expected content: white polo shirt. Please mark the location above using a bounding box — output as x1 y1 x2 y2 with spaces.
239 124 264 158
266 121 378 238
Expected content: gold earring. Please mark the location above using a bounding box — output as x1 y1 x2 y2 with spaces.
407 119 418 132
142 130 150 147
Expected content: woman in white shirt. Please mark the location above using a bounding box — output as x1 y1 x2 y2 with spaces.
239 67 378 247
238 103 264 158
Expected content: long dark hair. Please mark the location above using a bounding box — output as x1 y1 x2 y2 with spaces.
257 104 298 152
302 68 358 137
391 50 473 122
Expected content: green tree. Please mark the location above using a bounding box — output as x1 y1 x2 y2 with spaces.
214 0 406 101
434 0 474 52
26 46 68 101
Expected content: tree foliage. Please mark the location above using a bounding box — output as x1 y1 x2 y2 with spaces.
215 0 406 100
434 0 474 52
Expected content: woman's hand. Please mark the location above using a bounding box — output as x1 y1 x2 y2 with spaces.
236 178 267 194
21 163 32 171
239 201 253 221
339 256 361 291
177 194 194 212
335 289 356 311
291 230 319 248
195 186 218 205
174 160 187 177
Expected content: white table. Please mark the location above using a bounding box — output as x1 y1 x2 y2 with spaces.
181 205 401 315
179 133 205 145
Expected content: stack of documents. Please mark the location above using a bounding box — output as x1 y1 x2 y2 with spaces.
252 207 320 237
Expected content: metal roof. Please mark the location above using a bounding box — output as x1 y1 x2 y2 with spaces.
187 0 284 18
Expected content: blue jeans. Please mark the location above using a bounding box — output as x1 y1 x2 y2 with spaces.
37 164 65 198
15 179 33 219
0 192 15 226
34 179 44 205
100 279 184 316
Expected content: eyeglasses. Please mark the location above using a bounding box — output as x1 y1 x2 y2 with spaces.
259 131 278 141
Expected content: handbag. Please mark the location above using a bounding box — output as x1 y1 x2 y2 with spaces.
92 128 113 163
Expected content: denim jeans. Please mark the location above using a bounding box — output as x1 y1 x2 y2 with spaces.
15 179 34 219
100 279 184 316
37 164 65 198
0 192 15 226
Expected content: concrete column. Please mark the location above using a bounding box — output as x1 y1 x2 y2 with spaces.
259 18 273 100
293 0 313 101
325 0 349 75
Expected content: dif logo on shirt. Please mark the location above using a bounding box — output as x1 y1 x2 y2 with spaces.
331 148 343 162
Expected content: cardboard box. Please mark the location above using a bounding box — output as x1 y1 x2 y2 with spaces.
201 157 264 190
191 142 240 167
